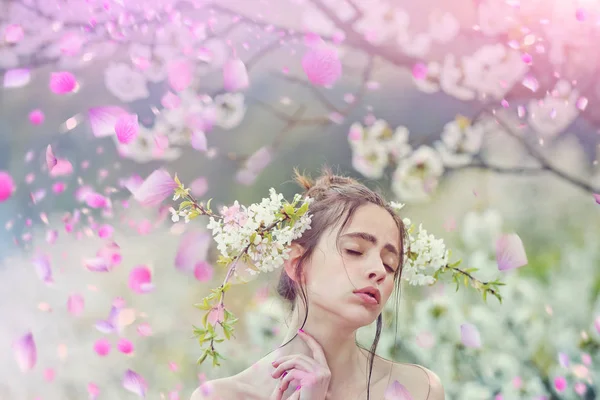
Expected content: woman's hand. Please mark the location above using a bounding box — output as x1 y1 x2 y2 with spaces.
269 329 331 400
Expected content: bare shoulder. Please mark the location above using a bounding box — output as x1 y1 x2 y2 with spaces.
389 361 445 400
190 377 239 400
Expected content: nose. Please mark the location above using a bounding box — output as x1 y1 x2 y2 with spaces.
366 257 386 283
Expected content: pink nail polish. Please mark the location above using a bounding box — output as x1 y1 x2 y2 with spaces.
298 328 304 333
296 385 301 391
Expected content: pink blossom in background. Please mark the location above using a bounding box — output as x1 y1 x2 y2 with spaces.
13 332 37 372
223 58 249 91
301 43 342 87
0 171 15 202
49 71 78 94
29 109 45 125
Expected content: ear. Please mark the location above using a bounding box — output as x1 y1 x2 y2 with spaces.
283 242 305 283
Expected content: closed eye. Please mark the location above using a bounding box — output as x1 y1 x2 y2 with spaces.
345 249 395 273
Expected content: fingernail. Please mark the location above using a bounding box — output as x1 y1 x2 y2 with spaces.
296 385 301 391
271 361 276 366
298 328 304 333
282 371 287 378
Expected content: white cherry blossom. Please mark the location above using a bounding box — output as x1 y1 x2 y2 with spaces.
391 146 444 202
104 62 150 103
527 80 579 139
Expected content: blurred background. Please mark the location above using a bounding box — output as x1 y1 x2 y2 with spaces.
1 0 600 399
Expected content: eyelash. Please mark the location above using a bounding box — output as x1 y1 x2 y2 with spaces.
345 249 395 273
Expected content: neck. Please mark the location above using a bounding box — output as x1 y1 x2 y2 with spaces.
272 305 368 393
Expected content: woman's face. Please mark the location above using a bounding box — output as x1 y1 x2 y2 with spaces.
301 203 401 328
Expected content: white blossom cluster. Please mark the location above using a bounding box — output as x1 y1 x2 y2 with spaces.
401 217 449 286
206 189 313 275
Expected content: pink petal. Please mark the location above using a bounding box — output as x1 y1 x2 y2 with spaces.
554 376 567 392
85 192 110 209
49 71 78 94
84 257 110 272
301 44 342 87
32 254 53 284
460 323 482 348
117 338 134 354
496 233 528 271
52 182 66 194
67 293 85 316
13 332 36 372
123 369 147 397
223 58 249 92
95 320 115 334
137 323 153 337
43 367 55 382
194 261 214 282
175 231 211 272
4 24 24 43
415 331 435 349
93 338 111 356
412 63 428 80
3 68 30 88
129 265 154 294
190 177 208 197
191 130 207 151
594 316 600 334
98 224 114 238
59 32 83 56
115 113 139 144
167 59 193 92
88 106 129 137
384 380 414 400
0 171 16 202
246 146 272 173
132 169 178 207
46 145 57 172
593 193 600 204
49 159 73 177
88 382 100 399
235 168 257 186
161 91 181 109
29 109 45 125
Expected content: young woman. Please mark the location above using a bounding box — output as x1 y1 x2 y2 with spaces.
191 168 445 400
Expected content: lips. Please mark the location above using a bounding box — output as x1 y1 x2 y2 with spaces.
353 286 381 304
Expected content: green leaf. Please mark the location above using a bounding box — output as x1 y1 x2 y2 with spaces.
206 198 213 211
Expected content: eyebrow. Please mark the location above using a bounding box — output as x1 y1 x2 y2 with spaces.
340 231 399 257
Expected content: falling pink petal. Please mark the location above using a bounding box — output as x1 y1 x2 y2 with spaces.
29 109 45 125
52 182 66 194
576 8 586 21
117 338 134 354
4 24 24 43
236 168 257 186
32 254 53 284
582 353 592 365
207 304 225 325
59 32 84 56
137 323 153 337
167 59 193 92
129 265 154 294
88 106 129 137
415 331 435 349
97 242 122 267
93 338 111 356
13 332 36 372
67 294 85 316
223 58 249 92
154 134 169 151
245 146 272 173
75 185 94 202
95 320 115 334
194 261 214 282
521 53 532 64
84 257 110 272
4 69 30 88
460 323 482 348
85 192 110 209
575 382 587 396
46 145 57 172
115 113 139 144
88 383 100 399
554 376 567 392
46 229 58 244
384 380 413 400
301 44 342 87
191 130 207 151
594 194 600 204
496 233 528 271
161 91 181 109
132 169 178 207
303 32 324 47
43 367 55 382
558 352 570 367
98 224 114 238
49 159 73 177
49 71 77 94
594 316 600 334
0 171 16 202
190 177 208 197
412 63 427 80
175 231 211 272
123 369 147 397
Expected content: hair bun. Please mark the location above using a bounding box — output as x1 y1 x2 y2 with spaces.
293 166 358 198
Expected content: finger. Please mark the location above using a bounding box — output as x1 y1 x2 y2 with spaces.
272 358 313 378
286 386 301 400
278 369 305 395
297 330 328 365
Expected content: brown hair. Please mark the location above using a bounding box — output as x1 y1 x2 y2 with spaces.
275 165 408 400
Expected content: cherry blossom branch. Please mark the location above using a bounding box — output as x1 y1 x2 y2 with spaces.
483 108 600 195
